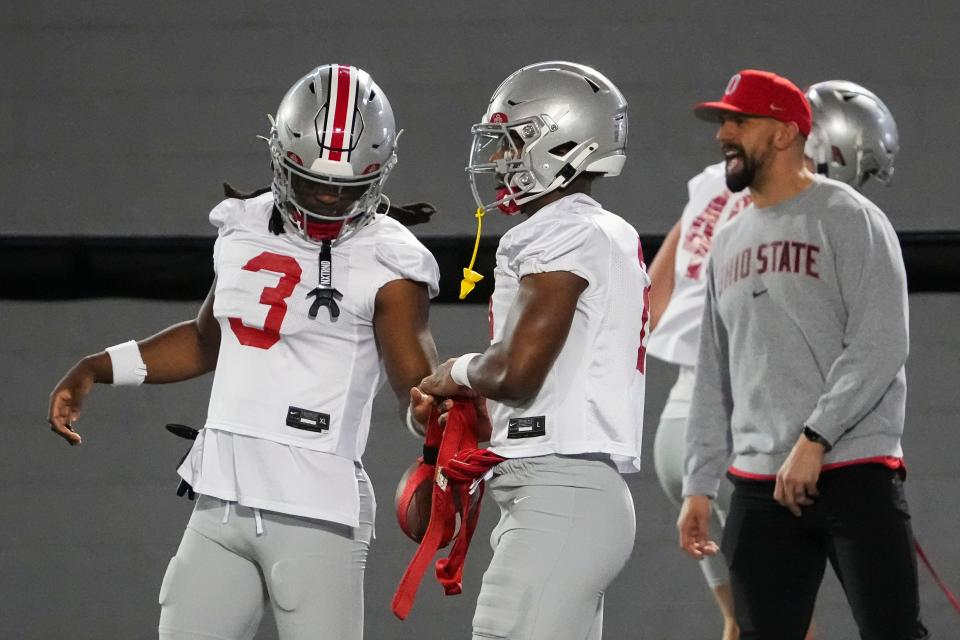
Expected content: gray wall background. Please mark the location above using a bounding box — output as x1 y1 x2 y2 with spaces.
2 2 959 639
2 2 959 237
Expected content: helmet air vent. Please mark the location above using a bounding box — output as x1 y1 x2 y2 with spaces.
548 141 578 157
831 146 847 166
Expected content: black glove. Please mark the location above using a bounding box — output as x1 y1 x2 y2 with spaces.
386 201 437 227
166 423 199 501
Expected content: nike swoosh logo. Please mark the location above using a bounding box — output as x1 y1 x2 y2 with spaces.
512 496 531 505
770 104 785 112
753 289 768 298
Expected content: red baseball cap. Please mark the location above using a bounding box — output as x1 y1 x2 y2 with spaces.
694 69 812 137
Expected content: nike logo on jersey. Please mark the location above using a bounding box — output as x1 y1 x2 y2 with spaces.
752 288 768 298
287 407 331 433
507 416 546 439
512 496 531 505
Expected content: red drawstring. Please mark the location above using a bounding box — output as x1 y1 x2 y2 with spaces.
914 538 960 615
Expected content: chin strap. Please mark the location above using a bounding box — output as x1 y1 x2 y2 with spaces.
459 207 486 299
306 240 343 320
540 142 599 194
392 400 505 620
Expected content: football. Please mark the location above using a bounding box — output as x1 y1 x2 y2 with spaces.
394 460 434 543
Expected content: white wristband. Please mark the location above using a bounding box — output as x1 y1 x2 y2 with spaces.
105 340 147 386
450 353 481 389
404 405 423 438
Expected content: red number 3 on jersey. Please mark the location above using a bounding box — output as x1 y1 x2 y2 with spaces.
228 252 302 350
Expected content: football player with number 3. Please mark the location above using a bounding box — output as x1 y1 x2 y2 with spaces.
418 61 648 640
46 64 440 640
648 78 902 640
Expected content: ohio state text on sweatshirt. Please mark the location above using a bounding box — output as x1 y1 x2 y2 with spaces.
682 176 908 498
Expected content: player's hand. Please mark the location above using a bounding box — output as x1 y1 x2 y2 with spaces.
773 435 825 517
427 394 492 435
678 495 720 560
418 358 472 399
47 358 98 446
472 395 492 441
408 386 435 436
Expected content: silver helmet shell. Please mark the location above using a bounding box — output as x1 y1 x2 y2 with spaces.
467 61 628 213
805 80 899 188
268 64 397 243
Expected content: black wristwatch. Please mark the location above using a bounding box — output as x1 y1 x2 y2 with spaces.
802 426 832 452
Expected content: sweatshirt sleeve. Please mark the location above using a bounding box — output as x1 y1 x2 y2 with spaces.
803 207 909 445
682 258 734 498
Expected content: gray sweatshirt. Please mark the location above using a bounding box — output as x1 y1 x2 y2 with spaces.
682 176 908 498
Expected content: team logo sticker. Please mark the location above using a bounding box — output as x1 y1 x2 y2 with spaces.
725 73 742 96
489 112 509 124
614 113 626 144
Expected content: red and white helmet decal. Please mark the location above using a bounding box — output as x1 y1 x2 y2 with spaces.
320 64 360 162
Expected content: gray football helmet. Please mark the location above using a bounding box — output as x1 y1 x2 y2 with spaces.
268 64 397 243
466 61 628 213
805 81 899 188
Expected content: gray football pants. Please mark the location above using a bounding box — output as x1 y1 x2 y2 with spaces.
472 454 636 640
653 415 731 588
158 470 374 640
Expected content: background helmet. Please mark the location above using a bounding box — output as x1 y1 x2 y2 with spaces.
268 64 397 243
467 61 628 213
805 80 899 188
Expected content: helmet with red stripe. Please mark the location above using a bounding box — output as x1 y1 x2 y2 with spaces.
268 64 397 243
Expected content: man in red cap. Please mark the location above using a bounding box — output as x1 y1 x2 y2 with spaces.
677 69 928 639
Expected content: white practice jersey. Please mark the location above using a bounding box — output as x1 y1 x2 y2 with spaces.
485 193 650 473
206 193 438 455
647 162 752 367
179 193 438 525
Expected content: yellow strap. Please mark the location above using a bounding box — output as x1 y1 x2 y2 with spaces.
459 207 486 300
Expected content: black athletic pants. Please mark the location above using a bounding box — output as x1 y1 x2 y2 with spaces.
722 464 929 640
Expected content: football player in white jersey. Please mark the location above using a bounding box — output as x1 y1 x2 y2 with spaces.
47 64 440 640
419 61 648 640
647 79 899 640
